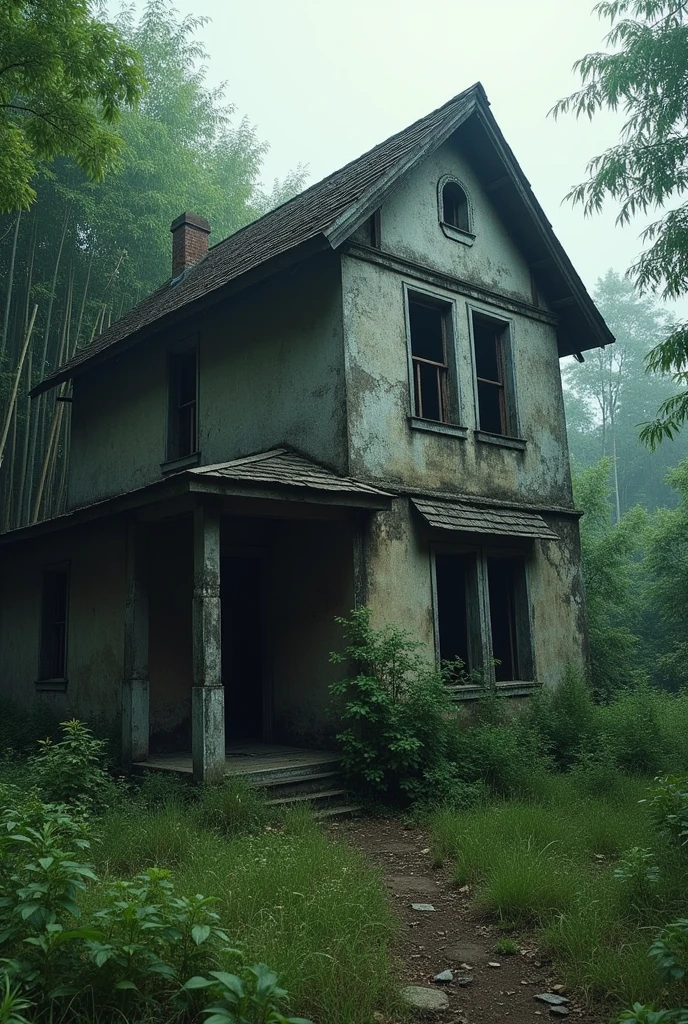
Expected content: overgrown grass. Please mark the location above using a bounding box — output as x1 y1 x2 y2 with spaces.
429 772 687 1009
92 785 399 1024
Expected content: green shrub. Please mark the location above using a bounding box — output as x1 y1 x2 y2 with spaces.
526 666 596 769
595 687 667 775
641 775 688 846
329 608 458 802
135 769 192 809
29 719 117 813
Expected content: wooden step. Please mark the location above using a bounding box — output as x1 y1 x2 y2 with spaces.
265 787 349 808
252 770 342 795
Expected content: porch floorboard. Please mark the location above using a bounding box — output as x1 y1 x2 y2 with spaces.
135 743 341 777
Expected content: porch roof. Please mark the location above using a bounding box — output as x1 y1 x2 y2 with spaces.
188 449 389 499
412 496 558 540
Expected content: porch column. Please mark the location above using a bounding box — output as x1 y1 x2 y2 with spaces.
192 504 225 782
122 520 150 766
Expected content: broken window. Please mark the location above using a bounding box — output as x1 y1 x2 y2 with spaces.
433 548 533 685
442 181 470 232
472 314 514 436
408 297 452 422
435 553 471 670
39 566 69 680
168 347 198 460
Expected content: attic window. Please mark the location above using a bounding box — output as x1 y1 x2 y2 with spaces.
167 346 198 461
438 177 475 245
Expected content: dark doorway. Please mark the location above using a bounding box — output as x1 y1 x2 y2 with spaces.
221 555 264 742
486 556 519 681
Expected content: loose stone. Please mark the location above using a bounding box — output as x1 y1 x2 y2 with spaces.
456 974 474 987
550 1007 570 1017
411 903 436 912
402 985 450 1012
434 970 453 983
535 994 570 1006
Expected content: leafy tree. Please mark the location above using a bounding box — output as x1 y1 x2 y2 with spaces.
552 1 688 447
0 0 145 212
0 1 307 530
573 458 647 700
564 270 688 512
642 460 688 689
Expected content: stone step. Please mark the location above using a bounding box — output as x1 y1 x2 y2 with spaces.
235 757 342 785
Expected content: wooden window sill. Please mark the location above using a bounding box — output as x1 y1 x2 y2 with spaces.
35 679 68 692
409 416 468 439
448 681 538 701
161 451 201 474
474 430 526 451
440 221 476 246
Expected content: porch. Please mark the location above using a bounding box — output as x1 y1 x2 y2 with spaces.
121 449 391 782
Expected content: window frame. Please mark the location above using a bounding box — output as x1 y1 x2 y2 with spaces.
437 175 475 246
37 562 70 687
467 306 523 444
431 543 535 692
164 339 200 468
403 283 464 433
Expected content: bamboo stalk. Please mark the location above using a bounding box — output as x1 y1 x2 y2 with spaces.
32 395 65 524
0 211 21 363
0 305 38 468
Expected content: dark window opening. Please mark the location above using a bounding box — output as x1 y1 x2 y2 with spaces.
435 553 471 672
487 557 525 681
472 315 510 436
409 298 450 422
369 209 381 248
168 348 197 459
442 181 470 232
40 567 69 680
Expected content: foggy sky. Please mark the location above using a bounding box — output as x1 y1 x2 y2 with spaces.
124 0 683 312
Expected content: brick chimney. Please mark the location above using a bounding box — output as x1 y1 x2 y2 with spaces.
170 212 210 278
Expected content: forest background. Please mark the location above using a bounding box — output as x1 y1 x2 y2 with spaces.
1 0 687 703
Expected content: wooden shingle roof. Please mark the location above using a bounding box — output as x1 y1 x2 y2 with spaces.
412 497 557 540
32 82 613 397
190 448 391 499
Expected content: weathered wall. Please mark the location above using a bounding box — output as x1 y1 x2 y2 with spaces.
343 251 572 505
363 498 587 689
68 253 347 509
381 138 536 304
342 135 573 507
0 518 127 725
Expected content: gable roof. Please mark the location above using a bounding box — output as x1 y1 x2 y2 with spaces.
32 83 612 397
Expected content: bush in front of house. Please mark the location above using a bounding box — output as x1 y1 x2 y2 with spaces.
328 607 467 803
0 783 312 1024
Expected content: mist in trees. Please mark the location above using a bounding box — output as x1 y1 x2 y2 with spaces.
563 270 688 517
0 0 306 531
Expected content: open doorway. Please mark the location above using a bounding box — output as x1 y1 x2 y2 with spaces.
221 554 267 742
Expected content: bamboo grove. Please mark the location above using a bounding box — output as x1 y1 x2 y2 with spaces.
0 1 305 532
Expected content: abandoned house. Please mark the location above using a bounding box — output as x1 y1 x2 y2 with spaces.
0 83 613 781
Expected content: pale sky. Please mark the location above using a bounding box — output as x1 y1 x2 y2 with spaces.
125 0 676 309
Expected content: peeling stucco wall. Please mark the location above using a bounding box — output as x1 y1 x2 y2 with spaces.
0 518 126 725
68 253 347 509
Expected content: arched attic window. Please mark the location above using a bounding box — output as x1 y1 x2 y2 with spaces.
442 180 470 232
438 177 474 246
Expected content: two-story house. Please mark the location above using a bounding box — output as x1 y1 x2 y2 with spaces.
0 84 613 781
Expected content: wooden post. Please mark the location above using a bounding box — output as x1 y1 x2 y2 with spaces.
122 520 150 765
192 504 225 782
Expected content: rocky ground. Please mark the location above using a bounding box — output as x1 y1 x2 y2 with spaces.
331 816 603 1024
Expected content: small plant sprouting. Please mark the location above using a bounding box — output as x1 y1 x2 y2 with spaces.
495 936 520 956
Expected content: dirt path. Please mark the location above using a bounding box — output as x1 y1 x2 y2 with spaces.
333 816 600 1024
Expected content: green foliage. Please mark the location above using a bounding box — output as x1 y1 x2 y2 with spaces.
495 936 520 955
0 0 145 211
29 718 117 813
613 847 660 906
649 919 688 985
563 271 686 514
197 777 270 836
526 665 595 766
552 3 688 447
621 1005 688 1024
641 776 688 846
329 607 460 802
185 965 312 1024
573 461 647 699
